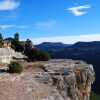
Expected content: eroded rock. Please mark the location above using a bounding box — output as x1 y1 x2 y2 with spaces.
0 47 27 64
39 59 95 100
0 59 95 100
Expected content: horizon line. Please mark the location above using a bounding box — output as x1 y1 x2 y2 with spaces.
21 34 100 45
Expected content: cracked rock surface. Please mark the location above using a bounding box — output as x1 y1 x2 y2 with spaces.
0 59 95 100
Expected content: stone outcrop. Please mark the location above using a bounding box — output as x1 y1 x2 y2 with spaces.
0 59 95 100
0 47 26 64
35 59 95 100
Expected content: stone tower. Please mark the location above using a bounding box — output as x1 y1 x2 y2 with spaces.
14 33 19 41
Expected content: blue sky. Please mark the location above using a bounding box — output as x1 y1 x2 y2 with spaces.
0 0 100 44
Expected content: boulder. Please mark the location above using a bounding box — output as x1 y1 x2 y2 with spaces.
0 47 27 64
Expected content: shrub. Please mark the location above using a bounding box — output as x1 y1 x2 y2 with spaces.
11 44 16 50
0 33 3 40
27 48 50 61
8 61 23 73
38 50 50 61
12 41 24 52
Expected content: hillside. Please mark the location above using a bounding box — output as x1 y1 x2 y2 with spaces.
69 41 100 48
35 42 71 50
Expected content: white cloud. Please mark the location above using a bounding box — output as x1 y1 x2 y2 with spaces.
0 25 13 29
67 5 91 16
0 0 20 10
0 24 28 29
35 20 56 29
16 25 29 28
0 14 19 21
23 34 100 44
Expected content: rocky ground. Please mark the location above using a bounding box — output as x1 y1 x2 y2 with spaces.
0 59 95 100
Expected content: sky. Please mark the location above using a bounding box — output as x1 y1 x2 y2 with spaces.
0 0 100 44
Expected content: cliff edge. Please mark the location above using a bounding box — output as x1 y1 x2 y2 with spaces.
40 59 95 100
0 59 95 100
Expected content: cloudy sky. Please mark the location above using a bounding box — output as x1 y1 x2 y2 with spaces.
0 0 100 44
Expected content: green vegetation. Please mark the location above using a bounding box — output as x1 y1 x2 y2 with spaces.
0 33 50 62
90 92 100 100
10 38 51 61
8 61 23 73
11 44 16 50
0 33 3 40
27 48 50 61
11 41 24 52
0 43 3 48
11 41 20 51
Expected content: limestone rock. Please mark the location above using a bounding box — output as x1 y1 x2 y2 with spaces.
0 47 27 64
0 59 95 100
40 59 95 100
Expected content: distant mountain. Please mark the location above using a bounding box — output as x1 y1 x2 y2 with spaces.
35 42 72 50
35 41 100 58
69 41 100 48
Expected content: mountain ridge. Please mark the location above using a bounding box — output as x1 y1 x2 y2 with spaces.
69 41 100 48
35 42 72 50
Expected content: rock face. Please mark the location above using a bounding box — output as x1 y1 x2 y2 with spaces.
39 59 95 100
0 59 95 100
0 47 26 64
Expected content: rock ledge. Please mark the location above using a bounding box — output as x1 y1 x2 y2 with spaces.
38 59 95 100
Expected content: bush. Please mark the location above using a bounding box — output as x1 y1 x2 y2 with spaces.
8 61 23 73
12 41 24 52
39 50 50 61
27 48 50 61
90 92 100 100
11 44 16 50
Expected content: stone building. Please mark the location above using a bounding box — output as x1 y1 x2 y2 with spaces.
0 33 34 54
2 33 19 48
26 39 34 49
14 33 19 41
0 40 11 48
24 39 34 55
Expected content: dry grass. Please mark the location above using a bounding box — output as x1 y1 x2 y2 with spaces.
0 62 8 67
77 82 87 89
73 66 86 74
76 82 90 96
22 62 45 71
80 89 90 96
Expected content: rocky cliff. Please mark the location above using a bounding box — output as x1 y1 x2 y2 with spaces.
39 59 95 100
0 59 95 100
0 47 26 64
